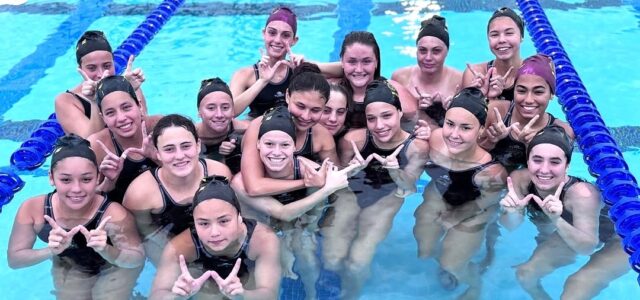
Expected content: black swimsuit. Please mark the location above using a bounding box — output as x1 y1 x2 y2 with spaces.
349 131 413 208
201 123 243 174
149 158 209 236
271 158 308 205
424 158 499 207
65 90 92 119
294 128 321 162
527 176 615 243
106 132 157 203
487 60 515 101
249 64 291 119
490 101 557 173
190 218 257 279
37 193 113 275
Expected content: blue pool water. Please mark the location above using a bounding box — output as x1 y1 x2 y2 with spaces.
1 0 639 299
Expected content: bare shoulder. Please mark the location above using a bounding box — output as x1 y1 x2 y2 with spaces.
341 128 367 148
391 66 412 84
205 158 233 178
248 221 279 257
552 118 575 140
16 195 47 223
122 170 159 210
230 66 256 88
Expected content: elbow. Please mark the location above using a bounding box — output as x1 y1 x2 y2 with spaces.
7 255 24 270
575 238 599 256
246 185 266 198
271 208 297 222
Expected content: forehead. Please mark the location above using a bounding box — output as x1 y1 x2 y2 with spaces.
157 125 196 145
417 36 447 48
344 43 376 58
54 156 96 173
201 92 233 106
81 50 113 64
488 16 519 31
260 130 294 142
194 199 237 217
265 20 293 33
290 90 325 106
365 101 396 114
516 73 549 88
327 91 347 108
101 91 137 108
529 143 566 158
445 107 478 124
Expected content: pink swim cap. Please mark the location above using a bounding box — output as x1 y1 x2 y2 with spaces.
265 6 297 35
517 54 556 94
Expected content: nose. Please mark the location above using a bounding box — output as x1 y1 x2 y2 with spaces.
498 33 507 43
208 224 221 237
375 119 384 130
328 111 338 122
539 161 551 173
70 179 82 192
355 62 364 72
425 51 434 61
213 107 224 118
300 109 310 121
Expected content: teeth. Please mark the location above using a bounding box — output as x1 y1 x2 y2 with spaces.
538 175 552 180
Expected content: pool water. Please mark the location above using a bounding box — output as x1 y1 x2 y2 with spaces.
1 1 639 299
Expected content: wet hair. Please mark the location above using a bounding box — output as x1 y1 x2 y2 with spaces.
339 31 381 79
151 114 199 148
364 80 401 110
488 7 525 38
287 62 330 102
448 87 488 126
259 105 296 141
95 75 139 111
527 125 573 163
416 15 449 48
265 6 297 35
51 134 98 170
76 30 112 65
192 176 240 213
197 77 233 108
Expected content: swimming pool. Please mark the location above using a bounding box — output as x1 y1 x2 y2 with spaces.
1 0 639 298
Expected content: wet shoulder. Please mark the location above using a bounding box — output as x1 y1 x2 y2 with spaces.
247 221 278 261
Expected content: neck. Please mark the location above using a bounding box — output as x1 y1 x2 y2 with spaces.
54 193 100 225
198 122 229 144
352 86 366 102
416 66 446 85
264 160 295 180
448 143 480 163
159 161 203 191
112 126 144 150
494 55 522 75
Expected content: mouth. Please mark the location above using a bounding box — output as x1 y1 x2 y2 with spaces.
117 122 134 132
374 129 391 138
267 157 287 163
296 119 313 128
67 195 86 203
536 174 553 182
520 104 539 113
173 160 190 168
207 239 226 247
269 44 285 52
447 139 463 147
495 46 511 53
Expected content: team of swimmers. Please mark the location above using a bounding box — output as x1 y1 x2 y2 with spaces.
6 5 630 300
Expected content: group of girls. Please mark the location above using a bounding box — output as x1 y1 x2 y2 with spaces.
7 5 630 300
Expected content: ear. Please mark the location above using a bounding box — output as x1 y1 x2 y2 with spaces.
291 36 299 47
237 214 243 225
196 138 202 155
49 170 55 186
285 89 290 105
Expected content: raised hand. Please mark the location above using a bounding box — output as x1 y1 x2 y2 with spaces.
413 119 431 141
415 87 441 110
44 215 82 255
487 66 513 99
258 48 286 82
78 216 112 253
532 181 566 219
219 138 237 156
299 157 329 188
347 140 374 177
371 144 405 170
466 63 492 96
96 140 132 182
210 258 245 299
78 69 109 98
125 120 156 159
172 255 212 297
322 163 351 193
511 114 540 144
486 107 520 143
286 43 304 68
123 55 145 91
500 177 534 214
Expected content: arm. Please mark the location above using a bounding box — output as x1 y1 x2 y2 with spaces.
498 169 529 231
387 139 429 192
54 93 94 138
553 183 601 255
7 197 52 269
122 173 159 238
98 204 145 268
230 67 267 117
243 227 281 300
316 61 344 78
150 233 195 300
240 118 305 196
477 102 509 151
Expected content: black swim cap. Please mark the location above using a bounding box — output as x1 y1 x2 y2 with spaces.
364 80 401 110
448 87 488 125
527 125 573 163
76 31 112 65
95 75 139 111
51 134 98 170
488 7 524 38
416 15 449 48
197 77 233 108
192 176 240 213
258 106 296 141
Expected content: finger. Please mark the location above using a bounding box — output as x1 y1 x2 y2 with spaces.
230 138 237 144
532 195 544 208
504 66 514 79
350 140 363 160
77 68 91 81
193 271 211 287
101 69 110 80
121 147 135 160
126 55 135 73
554 180 566 199
259 48 265 58
210 270 224 286
486 67 495 80
493 107 503 124
77 225 90 239
141 120 148 137
44 215 60 230
96 216 112 231
272 59 286 71
96 140 120 161
285 42 292 57
389 144 405 158
341 163 359 175
370 153 386 163
508 122 521 132
506 176 515 194
179 255 191 277
228 258 242 279
414 86 424 98
466 63 480 77
519 194 535 206
523 115 540 132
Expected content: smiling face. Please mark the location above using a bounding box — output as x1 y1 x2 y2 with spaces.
365 102 402 144
193 199 243 253
79 50 115 81
514 74 552 120
257 130 295 174
99 91 142 138
287 90 325 131
49 156 99 210
263 20 298 59
416 36 448 74
487 16 522 61
319 90 348 136
198 91 234 134
155 126 201 178
341 42 378 89
528 143 569 192
442 107 482 155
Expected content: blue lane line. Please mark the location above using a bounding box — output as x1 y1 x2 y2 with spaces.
0 0 112 117
329 0 373 61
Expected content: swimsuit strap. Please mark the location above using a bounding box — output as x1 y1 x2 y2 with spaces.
66 90 92 119
109 131 124 156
